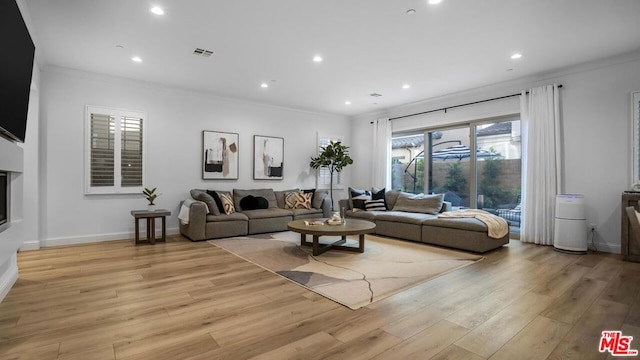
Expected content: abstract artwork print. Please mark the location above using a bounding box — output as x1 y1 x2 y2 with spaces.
254 135 284 180
203 131 238 179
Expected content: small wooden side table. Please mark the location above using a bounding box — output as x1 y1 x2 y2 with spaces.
131 209 171 245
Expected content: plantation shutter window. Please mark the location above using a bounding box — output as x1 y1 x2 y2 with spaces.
89 113 115 187
85 106 146 194
121 116 143 187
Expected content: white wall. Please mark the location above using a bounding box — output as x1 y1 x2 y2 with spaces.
40 67 350 246
351 52 640 253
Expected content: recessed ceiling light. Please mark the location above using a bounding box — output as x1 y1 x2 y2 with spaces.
313 55 323 63
150 6 164 15
345 101 351 105
260 82 269 88
511 53 523 59
428 0 442 5
131 56 142 63
402 84 411 89
406 9 416 15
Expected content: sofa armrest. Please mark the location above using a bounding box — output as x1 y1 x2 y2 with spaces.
321 196 333 218
179 200 207 241
440 201 452 213
338 199 351 211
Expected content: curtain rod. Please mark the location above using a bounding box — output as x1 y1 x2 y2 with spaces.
374 84 563 122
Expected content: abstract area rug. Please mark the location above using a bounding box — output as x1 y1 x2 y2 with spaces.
209 232 483 309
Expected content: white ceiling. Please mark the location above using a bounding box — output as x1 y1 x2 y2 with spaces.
24 0 640 116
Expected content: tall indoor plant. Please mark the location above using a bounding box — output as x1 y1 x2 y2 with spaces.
309 141 353 209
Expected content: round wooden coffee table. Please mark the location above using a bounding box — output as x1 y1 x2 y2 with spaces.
287 218 376 256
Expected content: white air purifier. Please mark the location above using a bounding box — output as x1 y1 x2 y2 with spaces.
554 194 587 254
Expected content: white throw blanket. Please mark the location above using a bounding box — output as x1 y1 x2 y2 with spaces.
178 199 208 225
438 209 509 239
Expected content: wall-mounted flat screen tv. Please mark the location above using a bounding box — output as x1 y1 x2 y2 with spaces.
0 0 35 143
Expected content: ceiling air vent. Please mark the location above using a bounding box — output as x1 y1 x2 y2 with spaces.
370 93 382 97
193 48 214 57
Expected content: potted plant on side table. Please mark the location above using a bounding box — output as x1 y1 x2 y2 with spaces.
143 187 159 211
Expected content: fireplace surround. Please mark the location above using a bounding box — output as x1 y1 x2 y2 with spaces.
0 171 7 233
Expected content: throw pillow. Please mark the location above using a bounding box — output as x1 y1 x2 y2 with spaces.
275 188 300 208
392 192 444 215
233 189 277 210
349 187 371 210
365 199 386 211
190 189 218 215
371 187 387 210
302 189 316 208
218 192 236 214
284 191 312 209
239 195 259 211
255 196 269 209
206 190 225 214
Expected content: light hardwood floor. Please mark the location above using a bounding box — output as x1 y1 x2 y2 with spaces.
0 234 639 359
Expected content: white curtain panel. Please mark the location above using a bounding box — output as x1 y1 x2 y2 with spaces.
520 84 562 245
371 118 391 189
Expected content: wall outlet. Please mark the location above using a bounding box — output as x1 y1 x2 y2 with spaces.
589 223 597 232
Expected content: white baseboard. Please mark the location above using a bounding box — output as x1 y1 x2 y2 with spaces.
43 227 180 247
592 240 621 254
20 240 40 251
0 254 18 303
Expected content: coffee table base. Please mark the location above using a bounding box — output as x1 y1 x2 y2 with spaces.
300 233 365 256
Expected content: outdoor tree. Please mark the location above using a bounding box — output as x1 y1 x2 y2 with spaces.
445 162 467 192
309 141 353 208
479 158 514 208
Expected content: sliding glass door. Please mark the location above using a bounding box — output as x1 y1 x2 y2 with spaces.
390 117 522 233
427 127 471 207
476 119 522 232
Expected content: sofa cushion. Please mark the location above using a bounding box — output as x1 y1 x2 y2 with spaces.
234 189 278 210
240 195 269 211
365 199 386 211
385 190 402 210
242 208 293 220
255 197 269 209
206 212 248 222
206 190 226 214
275 188 300 208
302 188 316 207
375 211 437 225
240 195 257 210
291 208 322 218
345 209 377 221
349 187 371 210
371 187 387 209
284 191 312 209
422 217 488 232
190 189 219 215
312 189 329 209
392 193 444 215
219 192 236 214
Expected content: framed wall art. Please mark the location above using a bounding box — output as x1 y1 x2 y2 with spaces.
254 135 284 180
202 131 238 180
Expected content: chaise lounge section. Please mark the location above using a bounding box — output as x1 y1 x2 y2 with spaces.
340 188 509 253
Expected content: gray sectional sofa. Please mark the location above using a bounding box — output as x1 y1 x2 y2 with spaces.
340 189 509 253
179 188 332 241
